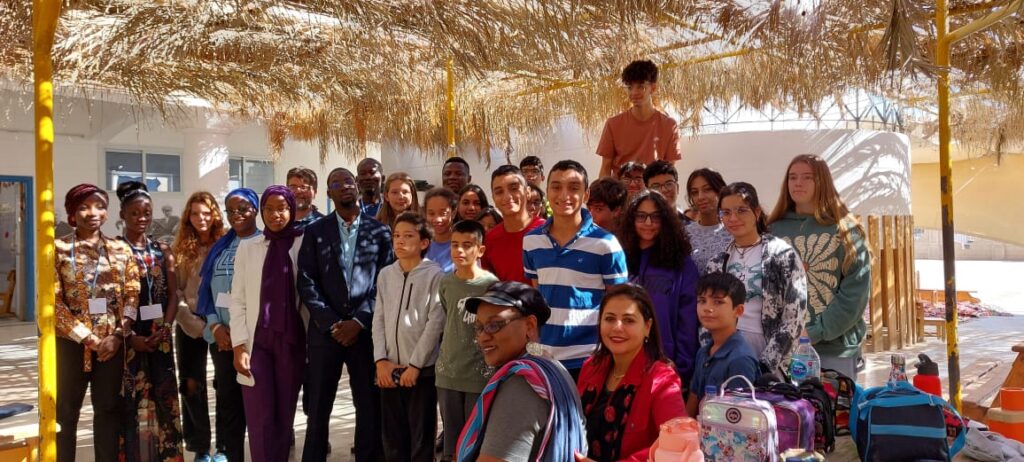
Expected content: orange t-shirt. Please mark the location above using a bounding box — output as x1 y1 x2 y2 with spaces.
596 109 681 172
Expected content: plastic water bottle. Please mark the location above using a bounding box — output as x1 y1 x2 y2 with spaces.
789 337 820 384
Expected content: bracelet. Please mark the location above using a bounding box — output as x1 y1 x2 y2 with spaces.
211 323 223 335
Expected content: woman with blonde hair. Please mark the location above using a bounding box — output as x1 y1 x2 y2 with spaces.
376 172 421 228
172 191 226 461
768 154 871 378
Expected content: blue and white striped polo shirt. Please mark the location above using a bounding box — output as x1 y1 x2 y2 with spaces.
523 208 628 370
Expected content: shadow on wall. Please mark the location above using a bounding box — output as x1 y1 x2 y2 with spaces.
678 129 912 216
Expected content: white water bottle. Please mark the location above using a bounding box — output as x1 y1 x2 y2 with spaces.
789 337 820 384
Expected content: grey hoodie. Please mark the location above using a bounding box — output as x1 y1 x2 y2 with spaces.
372 258 446 369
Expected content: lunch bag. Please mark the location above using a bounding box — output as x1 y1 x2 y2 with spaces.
850 380 966 462
736 378 817 453
700 375 779 462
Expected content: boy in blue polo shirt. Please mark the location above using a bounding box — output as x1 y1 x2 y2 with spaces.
523 160 628 377
686 272 761 416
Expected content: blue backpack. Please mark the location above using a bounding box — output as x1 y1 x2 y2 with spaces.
850 381 965 461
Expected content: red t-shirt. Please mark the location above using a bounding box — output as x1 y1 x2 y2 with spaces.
481 216 546 283
596 109 681 172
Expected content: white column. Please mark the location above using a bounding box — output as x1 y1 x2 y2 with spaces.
182 112 232 199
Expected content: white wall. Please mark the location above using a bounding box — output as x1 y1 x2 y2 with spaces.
678 129 912 216
378 123 911 217
380 116 603 195
0 89 366 237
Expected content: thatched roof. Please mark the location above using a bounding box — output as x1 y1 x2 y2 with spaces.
1 0 1022 161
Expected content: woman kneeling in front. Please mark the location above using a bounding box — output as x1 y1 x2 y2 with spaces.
575 284 687 462
456 281 586 462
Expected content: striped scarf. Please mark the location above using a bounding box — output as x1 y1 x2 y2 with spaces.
456 355 585 462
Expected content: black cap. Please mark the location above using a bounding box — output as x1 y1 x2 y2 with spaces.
464 281 551 326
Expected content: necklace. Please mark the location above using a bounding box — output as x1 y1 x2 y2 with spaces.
734 238 763 259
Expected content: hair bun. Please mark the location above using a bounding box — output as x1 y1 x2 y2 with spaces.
116 181 149 203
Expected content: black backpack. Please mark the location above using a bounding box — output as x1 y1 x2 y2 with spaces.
799 377 836 453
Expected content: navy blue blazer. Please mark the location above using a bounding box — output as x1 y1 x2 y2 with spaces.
297 211 393 344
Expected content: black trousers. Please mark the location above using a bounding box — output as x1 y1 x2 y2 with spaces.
56 336 124 462
302 329 380 462
175 325 210 454
379 367 437 462
210 343 246 461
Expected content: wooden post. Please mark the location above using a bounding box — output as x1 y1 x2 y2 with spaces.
896 216 909 347
905 218 918 344
882 216 900 350
868 216 883 353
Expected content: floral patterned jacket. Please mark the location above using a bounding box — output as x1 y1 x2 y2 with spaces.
705 233 808 374
55 234 140 371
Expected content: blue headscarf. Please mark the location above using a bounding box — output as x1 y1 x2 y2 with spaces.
196 188 259 317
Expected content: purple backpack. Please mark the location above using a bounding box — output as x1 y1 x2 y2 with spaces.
731 380 817 453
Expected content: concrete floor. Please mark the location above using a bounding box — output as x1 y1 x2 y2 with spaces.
2 315 1021 461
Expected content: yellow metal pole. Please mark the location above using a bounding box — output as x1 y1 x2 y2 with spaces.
935 0 1022 412
446 58 456 158
33 0 61 458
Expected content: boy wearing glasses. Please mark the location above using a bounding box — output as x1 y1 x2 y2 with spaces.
435 220 498 462
597 60 681 178
644 160 691 223
686 272 761 417
372 212 445 462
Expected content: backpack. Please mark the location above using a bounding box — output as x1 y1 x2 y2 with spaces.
799 377 836 453
820 368 856 435
699 375 779 462
850 380 966 462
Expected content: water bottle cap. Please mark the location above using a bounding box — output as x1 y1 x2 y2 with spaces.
705 385 717 396
799 337 810 344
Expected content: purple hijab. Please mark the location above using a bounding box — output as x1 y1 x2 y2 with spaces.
259 185 304 337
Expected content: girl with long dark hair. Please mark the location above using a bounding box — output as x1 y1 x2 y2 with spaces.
617 190 700 388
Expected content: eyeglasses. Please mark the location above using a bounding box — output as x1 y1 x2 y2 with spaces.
718 207 753 219
225 206 254 216
473 315 523 336
288 184 314 193
634 212 662 225
328 179 357 190
648 180 677 193
622 176 645 185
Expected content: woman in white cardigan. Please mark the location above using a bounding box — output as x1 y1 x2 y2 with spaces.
229 185 305 462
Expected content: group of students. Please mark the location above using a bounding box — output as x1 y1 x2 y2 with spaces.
53 57 871 462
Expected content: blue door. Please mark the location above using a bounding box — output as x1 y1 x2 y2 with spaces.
0 176 34 321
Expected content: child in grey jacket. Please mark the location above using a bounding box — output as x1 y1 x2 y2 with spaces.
372 212 446 462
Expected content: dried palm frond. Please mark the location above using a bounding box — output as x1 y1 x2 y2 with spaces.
0 0 1020 162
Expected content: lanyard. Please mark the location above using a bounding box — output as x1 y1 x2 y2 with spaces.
71 234 108 297
126 235 156 303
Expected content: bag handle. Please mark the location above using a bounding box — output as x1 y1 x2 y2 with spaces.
720 375 758 400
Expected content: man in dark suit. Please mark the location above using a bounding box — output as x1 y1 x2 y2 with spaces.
298 167 394 462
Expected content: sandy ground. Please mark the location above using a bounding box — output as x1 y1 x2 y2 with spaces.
915 259 1024 316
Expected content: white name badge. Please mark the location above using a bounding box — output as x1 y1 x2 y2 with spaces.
140 304 163 321
216 292 232 309
88 298 108 315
